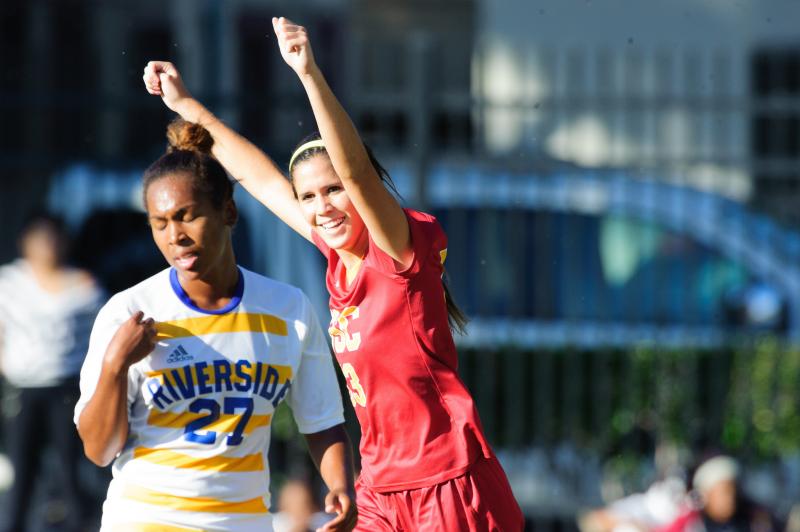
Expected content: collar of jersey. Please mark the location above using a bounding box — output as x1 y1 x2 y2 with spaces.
169 267 244 315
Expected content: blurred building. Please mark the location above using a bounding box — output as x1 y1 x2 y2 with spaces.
0 0 474 250
475 0 800 218
3 0 800 342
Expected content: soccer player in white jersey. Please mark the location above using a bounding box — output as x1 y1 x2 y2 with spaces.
74 118 357 531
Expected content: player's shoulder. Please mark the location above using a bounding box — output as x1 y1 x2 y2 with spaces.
403 208 447 249
115 267 171 298
404 208 444 235
240 267 308 304
98 268 171 315
404 208 438 225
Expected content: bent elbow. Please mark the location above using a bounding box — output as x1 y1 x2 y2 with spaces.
87 455 110 467
79 430 120 467
83 443 115 467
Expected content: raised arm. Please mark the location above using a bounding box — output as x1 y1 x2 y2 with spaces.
273 17 412 266
77 312 156 466
143 61 312 241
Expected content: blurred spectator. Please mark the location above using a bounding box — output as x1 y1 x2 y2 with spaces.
660 455 781 532
786 504 800 532
579 442 689 532
0 212 105 532
580 474 688 532
273 478 334 532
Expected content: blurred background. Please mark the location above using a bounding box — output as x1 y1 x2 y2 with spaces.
1 0 800 530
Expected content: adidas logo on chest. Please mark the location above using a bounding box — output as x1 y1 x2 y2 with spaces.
166 345 193 364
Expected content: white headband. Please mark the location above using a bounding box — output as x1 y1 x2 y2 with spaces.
289 139 326 171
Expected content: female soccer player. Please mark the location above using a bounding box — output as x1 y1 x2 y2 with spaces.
74 118 357 531
143 16 523 531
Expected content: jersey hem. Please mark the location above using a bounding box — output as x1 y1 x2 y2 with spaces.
296 414 345 435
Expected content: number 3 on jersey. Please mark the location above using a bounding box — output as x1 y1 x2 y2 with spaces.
341 362 366 407
330 307 366 407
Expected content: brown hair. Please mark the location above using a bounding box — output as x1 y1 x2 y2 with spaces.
443 276 469 335
288 132 401 198
289 132 469 335
142 118 233 210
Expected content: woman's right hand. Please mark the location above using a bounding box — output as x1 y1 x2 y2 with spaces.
103 311 157 374
143 61 194 116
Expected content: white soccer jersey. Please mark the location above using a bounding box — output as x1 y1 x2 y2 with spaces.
74 267 344 532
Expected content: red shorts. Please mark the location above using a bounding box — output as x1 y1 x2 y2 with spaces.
354 455 524 531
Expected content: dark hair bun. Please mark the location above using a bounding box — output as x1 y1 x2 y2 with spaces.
166 118 213 154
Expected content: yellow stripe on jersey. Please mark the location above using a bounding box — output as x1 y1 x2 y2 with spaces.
122 484 269 514
112 523 203 532
147 410 272 434
156 313 288 339
133 447 265 473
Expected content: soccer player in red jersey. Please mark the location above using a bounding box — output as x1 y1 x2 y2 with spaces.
144 16 524 531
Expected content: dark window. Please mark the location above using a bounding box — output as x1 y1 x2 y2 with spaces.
751 48 800 226
237 10 341 156
0 2 26 153
124 23 173 156
237 11 278 149
50 2 97 160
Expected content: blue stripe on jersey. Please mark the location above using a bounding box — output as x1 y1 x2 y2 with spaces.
169 268 244 315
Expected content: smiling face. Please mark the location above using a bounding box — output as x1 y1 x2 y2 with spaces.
292 155 367 255
145 172 237 284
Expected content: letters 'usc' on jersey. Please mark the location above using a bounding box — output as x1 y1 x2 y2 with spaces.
74 267 343 531
312 209 493 492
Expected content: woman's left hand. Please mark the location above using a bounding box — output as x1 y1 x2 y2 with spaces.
272 16 317 77
317 488 357 531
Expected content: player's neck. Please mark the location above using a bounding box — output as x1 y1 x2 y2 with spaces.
336 241 366 287
179 258 240 311
336 230 368 271
337 248 362 270
345 256 363 287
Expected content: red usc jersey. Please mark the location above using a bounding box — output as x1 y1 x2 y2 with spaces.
312 209 493 492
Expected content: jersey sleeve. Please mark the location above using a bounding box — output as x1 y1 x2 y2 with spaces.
285 292 345 434
364 209 448 278
73 294 141 427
